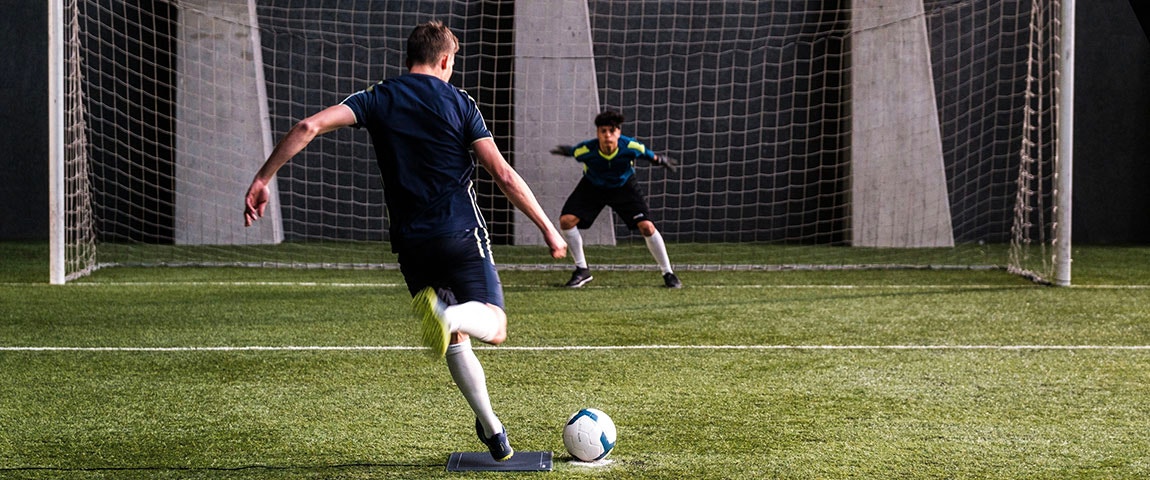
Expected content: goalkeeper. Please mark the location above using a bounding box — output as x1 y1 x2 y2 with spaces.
550 110 682 289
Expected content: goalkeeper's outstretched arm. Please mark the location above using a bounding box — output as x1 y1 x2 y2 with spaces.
549 145 574 157
652 153 678 173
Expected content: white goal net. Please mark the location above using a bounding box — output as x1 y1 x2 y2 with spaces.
50 0 1069 283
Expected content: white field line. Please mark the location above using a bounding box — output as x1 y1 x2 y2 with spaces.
2 344 1150 352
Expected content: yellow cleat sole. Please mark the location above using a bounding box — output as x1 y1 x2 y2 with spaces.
412 287 448 358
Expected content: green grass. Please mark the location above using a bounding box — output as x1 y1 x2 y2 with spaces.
2 241 1149 478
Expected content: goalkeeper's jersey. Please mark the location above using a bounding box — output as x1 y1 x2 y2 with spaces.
571 135 656 189
341 73 492 250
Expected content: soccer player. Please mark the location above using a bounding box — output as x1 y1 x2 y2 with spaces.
550 110 682 289
243 21 567 462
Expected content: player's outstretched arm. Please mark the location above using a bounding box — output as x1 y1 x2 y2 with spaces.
245 105 356 226
475 138 568 259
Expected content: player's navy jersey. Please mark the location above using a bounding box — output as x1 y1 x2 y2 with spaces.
341 73 492 248
571 135 656 188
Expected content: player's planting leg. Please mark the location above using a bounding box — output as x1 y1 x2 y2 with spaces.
446 341 513 461
474 418 514 462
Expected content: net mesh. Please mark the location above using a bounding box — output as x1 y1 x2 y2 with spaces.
57 0 1063 282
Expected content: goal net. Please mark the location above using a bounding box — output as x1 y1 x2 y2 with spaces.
51 0 1068 283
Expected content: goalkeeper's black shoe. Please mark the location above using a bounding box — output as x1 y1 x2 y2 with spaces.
663 272 682 289
475 418 514 462
565 267 593 288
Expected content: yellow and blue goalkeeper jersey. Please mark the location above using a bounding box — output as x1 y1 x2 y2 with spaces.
571 135 657 188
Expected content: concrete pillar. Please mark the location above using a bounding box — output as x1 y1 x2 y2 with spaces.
851 1 954 247
513 0 615 246
174 0 282 245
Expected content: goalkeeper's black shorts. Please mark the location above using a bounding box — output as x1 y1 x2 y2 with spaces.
561 176 652 231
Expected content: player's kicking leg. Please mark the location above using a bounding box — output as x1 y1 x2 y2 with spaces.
404 233 515 461
413 287 449 357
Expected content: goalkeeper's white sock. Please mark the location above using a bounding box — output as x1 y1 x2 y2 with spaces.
563 228 588 269
444 301 500 343
446 341 503 438
644 230 674 274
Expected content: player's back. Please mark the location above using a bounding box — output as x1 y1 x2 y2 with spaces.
342 73 493 246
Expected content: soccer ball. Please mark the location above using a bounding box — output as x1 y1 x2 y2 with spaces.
562 408 617 461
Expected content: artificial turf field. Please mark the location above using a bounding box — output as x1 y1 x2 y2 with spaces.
1 242 1149 479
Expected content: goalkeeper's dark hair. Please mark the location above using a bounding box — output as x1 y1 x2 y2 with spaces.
594 110 625 130
406 21 459 68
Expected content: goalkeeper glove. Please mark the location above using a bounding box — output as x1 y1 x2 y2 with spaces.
655 154 678 173
550 145 574 157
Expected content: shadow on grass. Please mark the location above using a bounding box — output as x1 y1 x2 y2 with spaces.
0 461 445 475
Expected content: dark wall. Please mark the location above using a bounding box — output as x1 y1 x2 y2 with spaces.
4 1 1149 244
0 3 49 240
1073 0 1150 243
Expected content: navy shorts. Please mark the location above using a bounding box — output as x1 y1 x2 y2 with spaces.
396 228 505 308
560 176 652 230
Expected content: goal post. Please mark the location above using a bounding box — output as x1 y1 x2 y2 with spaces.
49 0 64 285
50 0 1072 284
1055 0 1074 287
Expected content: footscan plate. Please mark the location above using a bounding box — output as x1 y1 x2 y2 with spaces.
446 451 553 472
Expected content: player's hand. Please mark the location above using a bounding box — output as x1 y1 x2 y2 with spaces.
244 180 270 227
550 145 574 157
545 229 568 260
656 154 678 173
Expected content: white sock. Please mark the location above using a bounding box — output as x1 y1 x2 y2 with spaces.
446 341 503 438
444 301 499 343
644 230 673 274
563 228 588 269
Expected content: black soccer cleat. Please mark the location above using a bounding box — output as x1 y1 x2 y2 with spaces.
663 272 682 289
564 267 594 288
475 418 514 462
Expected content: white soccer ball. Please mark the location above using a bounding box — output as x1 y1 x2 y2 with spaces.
562 407 617 462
